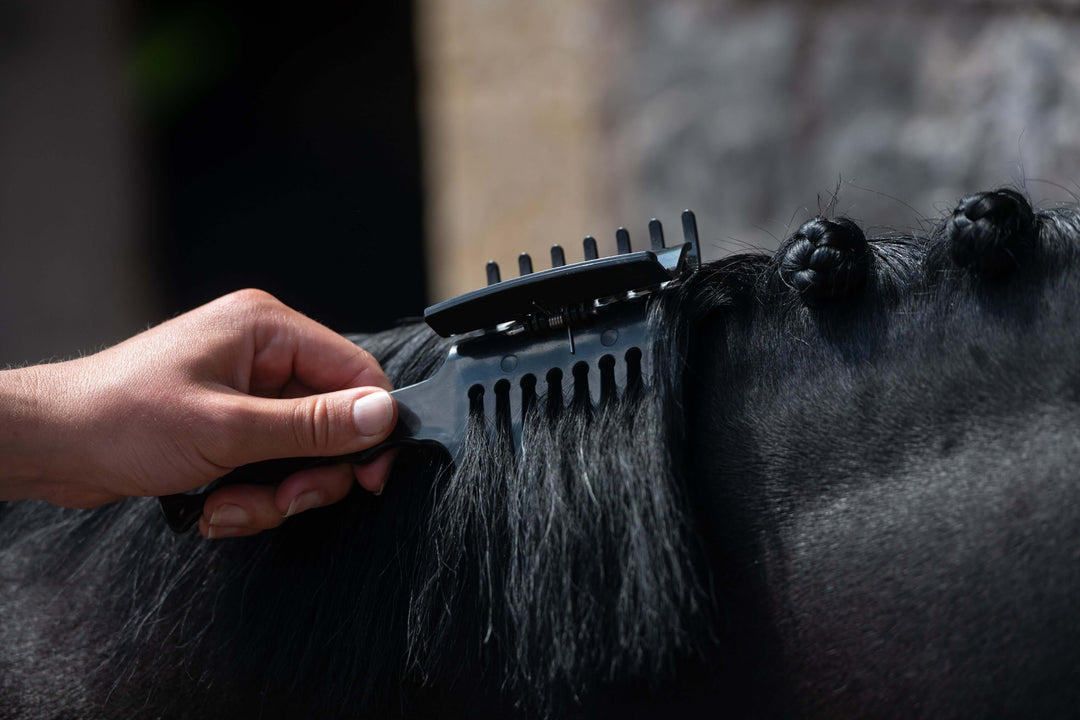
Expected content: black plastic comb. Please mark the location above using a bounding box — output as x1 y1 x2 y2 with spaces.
159 211 702 532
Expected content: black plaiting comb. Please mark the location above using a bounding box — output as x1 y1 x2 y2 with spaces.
159 211 702 532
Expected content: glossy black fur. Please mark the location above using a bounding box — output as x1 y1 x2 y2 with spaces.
1 189 1078 718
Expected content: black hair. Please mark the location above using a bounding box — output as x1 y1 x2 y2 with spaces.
945 188 1038 280
776 216 871 302
2 187 1079 718
0 274 720 718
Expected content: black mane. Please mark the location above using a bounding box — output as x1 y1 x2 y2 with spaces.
2 189 1079 718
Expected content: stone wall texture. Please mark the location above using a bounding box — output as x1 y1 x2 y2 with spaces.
420 0 1080 297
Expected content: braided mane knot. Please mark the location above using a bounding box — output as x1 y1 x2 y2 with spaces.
778 216 870 302
947 188 1037 280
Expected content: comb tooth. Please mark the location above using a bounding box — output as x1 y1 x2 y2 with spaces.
546 367 565 416
518 253 534 275
572 361 590 408
486 261 501 286
639 345 654 391
468 383 485 419
681 209 701 267
493 378 513 448
616 227 632 254
511 373 537 454
649 218 665 250
551 244 566 267
611 349 629 402
625 346 644 397
503 376 522 449
583 235 599 260
520 373 538 421
598 354 616 406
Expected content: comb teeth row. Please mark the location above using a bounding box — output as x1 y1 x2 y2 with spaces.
483 213 698 286
467 347 644 427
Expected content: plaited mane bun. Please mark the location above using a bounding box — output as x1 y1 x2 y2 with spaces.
946 188 1037 280
778 216 870 303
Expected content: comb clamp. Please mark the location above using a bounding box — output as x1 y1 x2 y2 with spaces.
424 211 700 338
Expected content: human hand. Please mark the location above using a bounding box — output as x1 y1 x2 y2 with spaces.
0 289 398 538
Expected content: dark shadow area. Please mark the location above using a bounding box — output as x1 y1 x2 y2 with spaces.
134 0 425 332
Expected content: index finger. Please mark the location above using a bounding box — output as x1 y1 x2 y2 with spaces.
251 300 393 395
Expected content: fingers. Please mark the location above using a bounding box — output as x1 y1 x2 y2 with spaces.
188 291 401 541
199 461 387 539
274 463 359 517
354 448 397 494
222 386 397 466
223 289 392 397
199 483 279 539
281 311 394 393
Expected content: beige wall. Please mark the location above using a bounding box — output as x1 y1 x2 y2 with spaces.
417 0 626 302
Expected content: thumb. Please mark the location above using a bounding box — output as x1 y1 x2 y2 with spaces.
229 387 397 463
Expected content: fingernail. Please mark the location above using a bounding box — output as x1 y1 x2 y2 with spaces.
353 391 393 437
285 490 324 518
209 504 249 527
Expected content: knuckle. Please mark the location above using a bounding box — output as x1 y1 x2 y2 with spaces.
232 288 279 307
216 289 282 320
293 396 335 454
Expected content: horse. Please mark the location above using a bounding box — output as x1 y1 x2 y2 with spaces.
1 188 1078 718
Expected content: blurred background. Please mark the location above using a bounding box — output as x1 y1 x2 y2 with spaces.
2 0 1080 365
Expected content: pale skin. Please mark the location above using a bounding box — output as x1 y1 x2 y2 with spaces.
0 289 399 539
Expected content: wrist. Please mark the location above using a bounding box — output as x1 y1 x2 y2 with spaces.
0 362 75 501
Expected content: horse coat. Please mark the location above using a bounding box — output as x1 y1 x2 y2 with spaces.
1 189 1077 718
